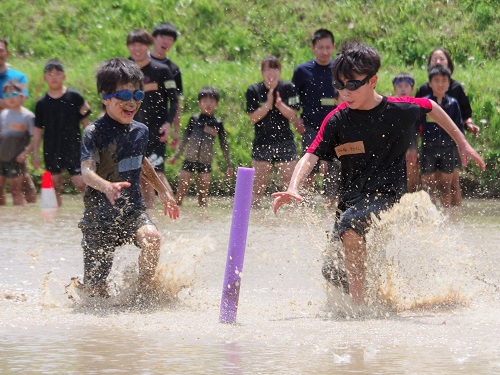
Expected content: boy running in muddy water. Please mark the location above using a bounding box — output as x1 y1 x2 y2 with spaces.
272 42 485 305
79 58 179 297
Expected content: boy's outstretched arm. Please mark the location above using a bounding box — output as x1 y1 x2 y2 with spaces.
428 100 486 171
141 157 179 219
81 159 131 205
271 152 319 214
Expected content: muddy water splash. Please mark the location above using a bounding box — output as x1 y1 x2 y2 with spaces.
366 191 472 312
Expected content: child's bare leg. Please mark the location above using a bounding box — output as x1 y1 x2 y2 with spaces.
51 173 64 207
421 173 437 204
251 160 272 207
136 224 161 287
23 172 37 203
450 168 462 206
197 172 211 207
70 174 86 194
341 229 367 304
0 176 6 205
175 170 193 205
437 171 453 208
406 158 420 193
10 175 25 205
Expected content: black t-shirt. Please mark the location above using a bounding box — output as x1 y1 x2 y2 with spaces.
35 88 88 164
415 79 471 120
148 52 183 96
308 96 432 203
133 60 179 144
245 81 300 147
80 114 149 225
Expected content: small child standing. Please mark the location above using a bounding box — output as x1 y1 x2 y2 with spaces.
0 80 35 205
79 58 179 297
169 87 233 207
420 65 464 207
392 72 420 193
33 59 91 206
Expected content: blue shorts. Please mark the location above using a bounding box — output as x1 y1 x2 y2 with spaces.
181 160 211 174
421 145 457 174
45 157 81 176
252 140 297 163
332 193 398 239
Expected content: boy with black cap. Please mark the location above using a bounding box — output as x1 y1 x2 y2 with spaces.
33 59 91 206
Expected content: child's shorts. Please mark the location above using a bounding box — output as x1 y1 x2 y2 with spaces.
332 192 398 240
252 140 297 163
0 161 23 178
79 211 155 287
421 145 456 174
181 160 212 173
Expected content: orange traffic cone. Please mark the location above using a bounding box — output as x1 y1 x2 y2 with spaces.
40 171 58 209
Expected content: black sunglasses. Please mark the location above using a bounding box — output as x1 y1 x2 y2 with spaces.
102 90 145 101
332 76 372 91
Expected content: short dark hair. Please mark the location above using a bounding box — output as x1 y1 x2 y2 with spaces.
428 48 454 75
332 42 381 82
44 58 64 73
152 22 179 41
428 65 452 82
2 79 23 94
261 56 281 71
392 72 415 87
198 86 220 102
312 29 334 45
126 29 154 46
96 58 144 95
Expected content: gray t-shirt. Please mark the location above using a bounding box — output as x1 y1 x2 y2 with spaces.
0 107 35 162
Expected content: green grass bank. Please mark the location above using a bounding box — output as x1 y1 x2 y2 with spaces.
2 0 499 196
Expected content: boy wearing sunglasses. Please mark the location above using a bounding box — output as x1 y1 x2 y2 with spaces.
0 80 35 205
273 42 485 306
33 59 91 206
79 58 179 298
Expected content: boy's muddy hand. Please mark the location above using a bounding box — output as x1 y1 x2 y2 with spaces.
105 182 131 205
459 143 486 171
163 199 179 220
271 191 303 215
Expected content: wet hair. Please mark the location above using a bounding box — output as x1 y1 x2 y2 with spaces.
96 58 144 95
126 29 154 46
428 65 452 82
332 42 381 82
152 22 179 41
261 56 281 71
2 79 23 94
428 48 454 75
198 86 220 102
392 72 415 87
0 38 8 49
312 29 335 45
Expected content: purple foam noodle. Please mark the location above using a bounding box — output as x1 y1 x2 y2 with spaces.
219 167 255 324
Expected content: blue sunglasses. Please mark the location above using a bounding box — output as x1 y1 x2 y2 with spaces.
102 89 145 101
3 91 21 99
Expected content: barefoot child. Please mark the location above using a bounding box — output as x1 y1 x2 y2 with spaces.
79 58 179 297
272 42 485 305
0 80 35 205
169 87 233 207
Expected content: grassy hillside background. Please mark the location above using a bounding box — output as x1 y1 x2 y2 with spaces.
1 0 499 196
